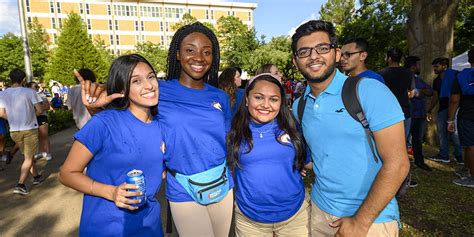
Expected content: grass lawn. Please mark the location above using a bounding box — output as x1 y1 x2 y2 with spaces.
304 145 474 236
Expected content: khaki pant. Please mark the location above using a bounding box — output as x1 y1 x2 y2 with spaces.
169 190 233 237
10 128 39 158
235 196 310 237
311 201 399 237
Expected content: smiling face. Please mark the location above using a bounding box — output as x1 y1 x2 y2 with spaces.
177 32 213 82
128 62 159 114
292 31 340 84
246 80 281 124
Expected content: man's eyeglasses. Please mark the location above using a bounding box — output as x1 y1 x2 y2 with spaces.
295 43 335 58
341 51 364 59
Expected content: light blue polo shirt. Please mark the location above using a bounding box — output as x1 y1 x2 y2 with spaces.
292 70 404 223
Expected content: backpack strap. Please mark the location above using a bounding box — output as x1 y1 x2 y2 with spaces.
297 94 307 124
342 76 379 163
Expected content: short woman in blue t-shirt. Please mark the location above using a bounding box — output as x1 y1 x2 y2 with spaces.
59 54 165 236
227 73 310 236
218 67 245 117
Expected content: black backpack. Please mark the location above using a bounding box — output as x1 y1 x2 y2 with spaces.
296 76 410 198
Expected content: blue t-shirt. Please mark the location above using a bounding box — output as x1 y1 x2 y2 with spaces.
74 109 164 237
158 79 234 202
235 119 305 223
439 69 458 98
357 69 385 84
292 70 404 223
231 88 245 117
411 75 432 119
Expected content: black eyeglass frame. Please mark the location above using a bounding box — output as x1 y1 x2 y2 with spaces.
294 43 336 58
341 50 365 59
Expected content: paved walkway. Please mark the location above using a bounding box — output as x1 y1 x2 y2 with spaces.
0 126 177 236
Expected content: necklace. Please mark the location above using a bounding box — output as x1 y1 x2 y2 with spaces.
253 127 275 138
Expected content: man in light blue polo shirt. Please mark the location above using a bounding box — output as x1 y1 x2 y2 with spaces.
291 20 410 237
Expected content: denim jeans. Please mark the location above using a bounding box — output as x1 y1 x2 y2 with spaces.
410 118 426 164
404 118 412 142
437 109 462 159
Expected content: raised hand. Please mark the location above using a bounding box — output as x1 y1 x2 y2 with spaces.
74 69 124 109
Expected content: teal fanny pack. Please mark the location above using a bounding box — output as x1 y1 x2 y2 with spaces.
169 162 230 205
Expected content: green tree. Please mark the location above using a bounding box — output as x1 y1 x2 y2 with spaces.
134 41 168 74
27 17 50 81
0 33 23 81
319 0 355 35
172 13 215 32
45 13 108 85
216 16 259 69
454 0 473 55
94 36 114 69
248 36 300 78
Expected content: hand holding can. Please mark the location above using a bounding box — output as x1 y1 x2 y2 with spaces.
126 169 147 207
112 183 141 210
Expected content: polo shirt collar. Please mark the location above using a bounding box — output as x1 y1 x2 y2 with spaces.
303 69 347 99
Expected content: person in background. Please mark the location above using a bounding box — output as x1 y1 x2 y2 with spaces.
405 56 433 171
67 68 96 129
448 49 474 188
427 57 463 164
256 63 283 83
27 81 52 161
50 93 63 110
0 69 46 195
218 67 244 117
340 38 385 84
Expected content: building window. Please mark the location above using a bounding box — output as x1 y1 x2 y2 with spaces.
205 10 214 19
141 21 145 31
248 12 252 21
58 18 62 28
115 20 119 30
228 11 235 16
87 19 91 30
108 20 113 30
135 21 139 31
79 3 83 14
110 35 114 45
141 35 145 42
57 2 61 13
26 0 30 12
107 5 111 15
210 10 214 19
160 36 164 45
51 18 56 29
116 35 120 45
49 1 54 13
165 22 169 31
53 33 57 44
188 9 192 14
27 17 32 24
160 22 163 31
86 3 90 14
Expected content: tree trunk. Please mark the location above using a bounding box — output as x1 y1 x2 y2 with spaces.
407 0 460 146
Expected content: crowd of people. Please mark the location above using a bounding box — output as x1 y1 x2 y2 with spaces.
1 19 472 237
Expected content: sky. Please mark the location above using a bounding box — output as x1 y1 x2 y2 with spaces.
0 0 327 39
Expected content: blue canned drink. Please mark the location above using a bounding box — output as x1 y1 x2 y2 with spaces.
126 169 146 207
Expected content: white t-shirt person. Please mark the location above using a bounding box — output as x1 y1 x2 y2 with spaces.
0 87 42 131
66 85 91 129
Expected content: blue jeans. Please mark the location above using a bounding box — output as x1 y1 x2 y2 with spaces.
404 118 412 142
437 109 462 159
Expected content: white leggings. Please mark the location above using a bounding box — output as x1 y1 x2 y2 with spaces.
169 190 234 237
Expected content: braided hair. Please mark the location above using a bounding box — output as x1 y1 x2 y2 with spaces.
166 22 220 86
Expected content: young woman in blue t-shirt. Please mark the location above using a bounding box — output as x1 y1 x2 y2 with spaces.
59 54 165 236
78 22 234 237
227 73 311 236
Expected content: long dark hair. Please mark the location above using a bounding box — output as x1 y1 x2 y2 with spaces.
218 67 239 107
106 54 158 116
166 22 220 86
226 74 306 171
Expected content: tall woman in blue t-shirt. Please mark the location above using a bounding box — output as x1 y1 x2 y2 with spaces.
79 22 234 237
59 54 165 236
227 73 310 236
